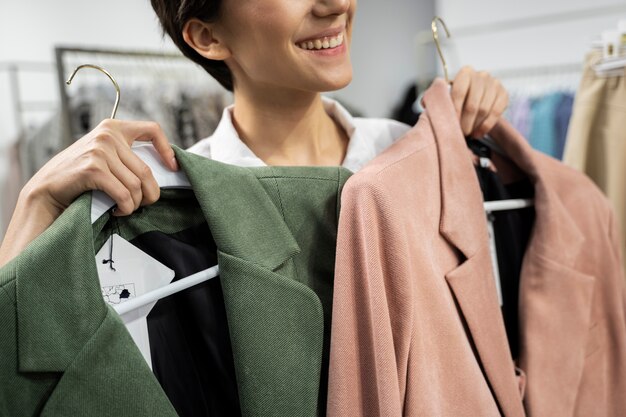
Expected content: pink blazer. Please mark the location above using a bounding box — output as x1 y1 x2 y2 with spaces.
327 79 626 416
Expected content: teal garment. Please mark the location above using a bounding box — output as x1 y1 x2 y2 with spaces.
0 146 352 417
554 93 575 160
529 93 563 157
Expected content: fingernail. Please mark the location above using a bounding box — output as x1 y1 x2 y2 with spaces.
171 157 179 171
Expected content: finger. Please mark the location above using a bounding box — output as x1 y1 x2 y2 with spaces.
450 67 472 118
93 172 136 217
107 119 178 171
460 73 487 136
106 157 143 212
471 82 499 137
474 91 509 138
116 145 161 206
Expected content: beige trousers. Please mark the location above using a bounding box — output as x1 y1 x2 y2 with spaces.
564 51 626 271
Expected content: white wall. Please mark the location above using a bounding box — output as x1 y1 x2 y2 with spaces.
335 0 435 117
433 0 626 77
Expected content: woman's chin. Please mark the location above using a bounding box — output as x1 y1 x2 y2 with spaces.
318 72 353 92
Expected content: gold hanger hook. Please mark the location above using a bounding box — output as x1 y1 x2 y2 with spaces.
431 16 451 83
66 64 121 119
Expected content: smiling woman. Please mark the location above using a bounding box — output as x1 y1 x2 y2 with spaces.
0 0 508 282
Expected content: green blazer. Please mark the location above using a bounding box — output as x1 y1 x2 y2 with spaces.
0 147 351 417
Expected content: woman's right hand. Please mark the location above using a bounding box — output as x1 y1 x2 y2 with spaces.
0 119 178 267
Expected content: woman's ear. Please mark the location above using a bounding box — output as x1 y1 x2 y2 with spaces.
182 18 231 61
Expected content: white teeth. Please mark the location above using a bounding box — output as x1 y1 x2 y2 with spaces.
298 33 345 51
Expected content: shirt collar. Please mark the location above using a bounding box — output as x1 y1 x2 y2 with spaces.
209 105 267 167
209 97 376 172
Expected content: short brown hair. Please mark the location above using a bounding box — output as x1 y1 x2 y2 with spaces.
151 0 233 91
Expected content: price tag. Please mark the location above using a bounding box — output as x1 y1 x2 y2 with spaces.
96 234 175 369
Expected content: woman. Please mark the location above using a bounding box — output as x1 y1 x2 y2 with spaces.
0 0 508 266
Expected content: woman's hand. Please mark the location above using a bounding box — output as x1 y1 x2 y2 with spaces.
26 119 177 216
450 66 509 138
0 119 177 267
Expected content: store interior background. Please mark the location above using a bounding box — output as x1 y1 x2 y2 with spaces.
0 0 623 172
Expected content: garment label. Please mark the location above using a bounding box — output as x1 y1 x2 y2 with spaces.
96 234 175 369
486 215 504 307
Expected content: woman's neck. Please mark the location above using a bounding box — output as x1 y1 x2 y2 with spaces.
231 88 349 166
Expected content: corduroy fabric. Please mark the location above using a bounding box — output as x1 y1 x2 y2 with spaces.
0 149 351 417
328 79 626 417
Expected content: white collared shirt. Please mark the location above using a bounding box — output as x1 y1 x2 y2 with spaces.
187 97 411 173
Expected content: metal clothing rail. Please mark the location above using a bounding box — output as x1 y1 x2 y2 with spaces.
450 4 626 38
492 62 583 79
54 45 200 147
0 61 57 133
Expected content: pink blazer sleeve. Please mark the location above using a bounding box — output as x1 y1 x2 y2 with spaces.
327 177 414 417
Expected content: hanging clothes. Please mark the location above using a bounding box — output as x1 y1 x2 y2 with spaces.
564 50 626 273
528 92 562 157
554 93 575 160
0 146 352 417
506 91 575 161
507 96 532 140
391 83 422 127
327 79 626 417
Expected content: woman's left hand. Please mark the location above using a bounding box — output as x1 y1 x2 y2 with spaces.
450 66 509 138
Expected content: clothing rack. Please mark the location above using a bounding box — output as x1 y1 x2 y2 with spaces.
55 45 222 148
495 62 583 98
0 61 57 135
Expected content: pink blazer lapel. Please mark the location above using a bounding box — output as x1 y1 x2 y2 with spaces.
423 80 526 417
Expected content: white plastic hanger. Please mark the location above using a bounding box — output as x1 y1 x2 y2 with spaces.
592 20 626 77
68 64 219 316
90 143 191 223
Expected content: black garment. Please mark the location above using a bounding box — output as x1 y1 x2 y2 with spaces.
468 140 535 359
131 222 241 417
391 83 422 126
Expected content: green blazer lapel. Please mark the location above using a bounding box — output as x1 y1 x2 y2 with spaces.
218 250 323 417
175 149 350 416
40 307 177 417
174 147 300 270
16 193 107 373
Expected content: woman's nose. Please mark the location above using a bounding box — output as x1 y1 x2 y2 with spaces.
312 0 352 18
